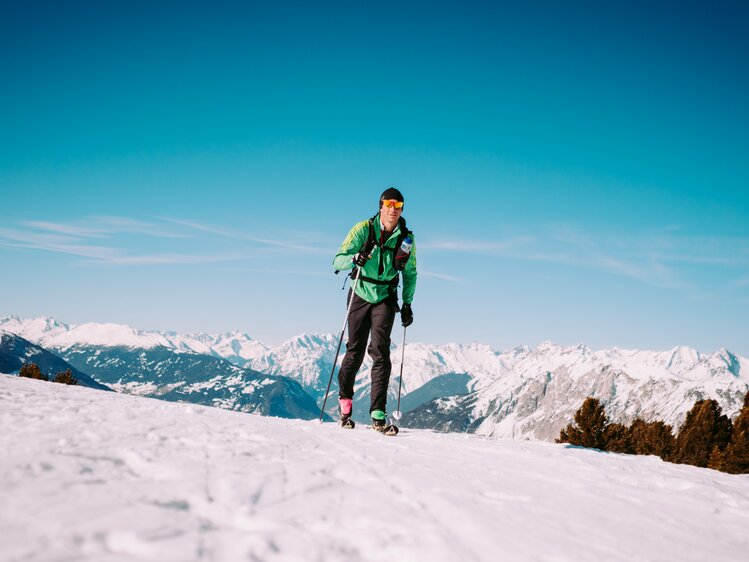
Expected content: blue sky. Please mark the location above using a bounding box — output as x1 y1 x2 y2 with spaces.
1 0 748 355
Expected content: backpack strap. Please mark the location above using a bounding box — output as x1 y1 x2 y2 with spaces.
393 217 412 255
366 216 413 273
352 270 400 287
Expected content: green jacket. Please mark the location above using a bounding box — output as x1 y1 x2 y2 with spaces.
333 214 417 305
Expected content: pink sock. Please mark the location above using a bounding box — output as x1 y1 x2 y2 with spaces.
339 398 352 416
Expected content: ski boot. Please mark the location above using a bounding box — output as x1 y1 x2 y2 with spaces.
371 410 399 436
339 398 355 429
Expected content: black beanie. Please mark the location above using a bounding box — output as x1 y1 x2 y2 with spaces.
379 187 404 207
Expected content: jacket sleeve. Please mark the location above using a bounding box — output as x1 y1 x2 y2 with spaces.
332 220 369 271
401 236 417 305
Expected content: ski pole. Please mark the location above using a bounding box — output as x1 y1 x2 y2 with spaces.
319 268 362 422
392 326 407 421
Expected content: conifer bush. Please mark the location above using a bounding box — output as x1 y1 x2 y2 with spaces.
557 397 608 449
602 423 631 453
707 446 727 471
671 399 732 468
722 393 749 474
18 363 48 381
53 369 78 385
628 419 675 459
558 393 748 475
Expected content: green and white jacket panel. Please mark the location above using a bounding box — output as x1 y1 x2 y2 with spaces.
332 215 417 305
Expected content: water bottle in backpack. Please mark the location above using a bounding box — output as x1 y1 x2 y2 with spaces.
394 235 413 270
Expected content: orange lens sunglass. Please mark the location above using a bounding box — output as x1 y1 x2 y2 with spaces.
382 199 404 209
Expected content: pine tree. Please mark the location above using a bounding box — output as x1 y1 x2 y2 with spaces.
629 418 675 459
557 397 608 449
722 392 749 474
53 369 78 385
18 363 48 381
603 422 632 454
672 399 732 468
707 446 726 471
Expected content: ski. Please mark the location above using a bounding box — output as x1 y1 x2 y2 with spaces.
383 424 399 436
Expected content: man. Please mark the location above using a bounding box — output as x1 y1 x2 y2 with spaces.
332 187 417 432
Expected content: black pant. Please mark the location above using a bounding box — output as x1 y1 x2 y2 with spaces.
338 291 397 414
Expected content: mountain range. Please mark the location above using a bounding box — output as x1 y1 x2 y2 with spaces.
0 331 110 391
1 315 747 440
0 318 323 421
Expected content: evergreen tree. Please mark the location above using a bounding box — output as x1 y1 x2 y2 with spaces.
603 422 632 454
672 399 732 468
53 369 78 385
707 446 726 471
722 392 749 474
18 363 48 381
629 418 675 459
557 397 608 449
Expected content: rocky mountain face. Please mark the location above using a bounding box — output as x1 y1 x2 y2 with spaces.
56 344 325 421
0 318 325 421
239 337 749 435
405 343 749 441
0 332 110 391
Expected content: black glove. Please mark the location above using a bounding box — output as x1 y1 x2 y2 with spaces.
352 238 377 268
352 252 370 268
401 303 413 327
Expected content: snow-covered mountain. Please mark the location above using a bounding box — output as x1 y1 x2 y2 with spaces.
56 343 324 420
0 316 497 393
0 315 270 360
2 373 748 562
226 338 749 438
406 341 749 441
3 315 748 440
0 318 323 420
0 331 111 391
242 333 340 390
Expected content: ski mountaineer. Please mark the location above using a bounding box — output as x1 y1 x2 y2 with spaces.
332 187 417 434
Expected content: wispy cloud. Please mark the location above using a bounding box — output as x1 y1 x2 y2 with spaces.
160 218 240 239
421 225 749 293
20 221 111 238
419 269 464 283
0 216 332 267
81 253 242 267
216 266 331 277
418 236 535 253
5 217 747 294
162 217 330 254
0 225 242 266
21 217 191 239
92 216 192 238
0 227 120 260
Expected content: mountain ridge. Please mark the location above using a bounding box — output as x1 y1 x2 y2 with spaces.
3 315 747 439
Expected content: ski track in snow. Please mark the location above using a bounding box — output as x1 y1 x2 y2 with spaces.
1 374 748 562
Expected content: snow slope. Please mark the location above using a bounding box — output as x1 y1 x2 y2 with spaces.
1 374 748 562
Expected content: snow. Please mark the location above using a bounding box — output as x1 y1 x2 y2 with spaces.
3 315 748 443
0 315 266 356
3 316 746 390
2 374 748 562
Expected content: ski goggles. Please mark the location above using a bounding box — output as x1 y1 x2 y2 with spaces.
381 199 404 209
